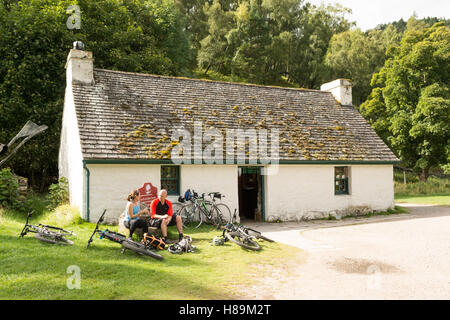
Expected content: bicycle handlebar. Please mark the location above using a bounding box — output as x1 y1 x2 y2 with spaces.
190 190 225 200
87 209 107 248
25 210 33 224
20 210 35 238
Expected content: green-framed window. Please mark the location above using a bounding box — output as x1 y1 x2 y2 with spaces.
161 165 180 195
335 166 349 195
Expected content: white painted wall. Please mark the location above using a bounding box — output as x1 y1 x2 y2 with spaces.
86 163 239 223
64 49 94 85
87 164 160 223
321 79 353 105
180 164 239 220
84 163 394 223
265 165 394 221
58 74 84 216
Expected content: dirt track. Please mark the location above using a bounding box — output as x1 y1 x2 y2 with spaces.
242 204 450 300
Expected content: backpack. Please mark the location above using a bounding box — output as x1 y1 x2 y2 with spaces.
142 233 166 250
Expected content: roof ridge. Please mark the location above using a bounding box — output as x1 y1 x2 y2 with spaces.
93 68 328 94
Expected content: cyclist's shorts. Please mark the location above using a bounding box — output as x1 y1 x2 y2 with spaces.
148 214 179 228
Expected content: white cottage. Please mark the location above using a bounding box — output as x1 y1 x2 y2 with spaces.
59 46 399 223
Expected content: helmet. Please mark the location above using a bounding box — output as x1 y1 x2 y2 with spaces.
212 236 225 246
184 189 192 201
168 243 183 254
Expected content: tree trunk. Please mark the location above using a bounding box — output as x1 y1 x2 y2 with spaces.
204 64 211 75
418 168 429 182
39 165 47 193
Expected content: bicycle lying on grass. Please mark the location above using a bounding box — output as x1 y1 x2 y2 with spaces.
20 211 76 245
86 209 163 261
219 210 275 251
178 191 232 229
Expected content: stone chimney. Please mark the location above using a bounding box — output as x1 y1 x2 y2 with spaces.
321 79 352 106
65 41 94 85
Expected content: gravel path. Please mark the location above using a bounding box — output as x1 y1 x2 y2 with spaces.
242 204 450 300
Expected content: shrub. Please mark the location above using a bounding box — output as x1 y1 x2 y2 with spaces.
0 168 26 211
46 177 69 209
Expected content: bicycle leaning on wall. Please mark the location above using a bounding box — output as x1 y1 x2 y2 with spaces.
177 190 232 229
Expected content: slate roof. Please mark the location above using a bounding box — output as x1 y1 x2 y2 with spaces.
71 68 399 163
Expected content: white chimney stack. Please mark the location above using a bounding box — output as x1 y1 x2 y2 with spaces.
65 41 94 85
321 79 352 106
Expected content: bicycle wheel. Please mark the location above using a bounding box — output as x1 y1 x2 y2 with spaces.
245 228 275 243
212 203 232 226
44 225 75 237
121 240 163 261
34 233 58 244
225 231 261 251
201 201 217 225
171 202 184 215
179 203 202 229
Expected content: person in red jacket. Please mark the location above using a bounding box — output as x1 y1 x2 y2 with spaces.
149 189 183 243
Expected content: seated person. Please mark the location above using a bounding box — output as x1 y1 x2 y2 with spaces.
148 189 183 243
124 190 149 239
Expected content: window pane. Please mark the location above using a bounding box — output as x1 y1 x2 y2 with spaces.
334 167 349 195
161 166 179 195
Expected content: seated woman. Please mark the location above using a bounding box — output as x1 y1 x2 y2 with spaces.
123 190 150 239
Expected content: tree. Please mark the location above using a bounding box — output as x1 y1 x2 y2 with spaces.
228 0 273 83
360 23 450 180
0 0 193 190
286 3 353 89
195 0 353 87
197 0 235 75
325 25 401 105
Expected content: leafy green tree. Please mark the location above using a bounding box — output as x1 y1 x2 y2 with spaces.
0 0 193 191
176 0 238 52
77 0 193 75
228 0 273 83
196 0 353 87
361 23 450 180
286 3 353 89
325 25 401 105
197 0 235 75
375 15 450 34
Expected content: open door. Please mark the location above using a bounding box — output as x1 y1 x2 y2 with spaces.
238 167 264 222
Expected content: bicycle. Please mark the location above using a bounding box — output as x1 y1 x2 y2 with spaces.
219 210 275 250
221 223 261 251
86 209 163 261
178 191 232 229
19 211 76 245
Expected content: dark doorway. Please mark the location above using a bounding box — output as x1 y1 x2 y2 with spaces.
238 167 263 222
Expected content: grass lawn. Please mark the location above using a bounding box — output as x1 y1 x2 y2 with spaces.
395 194 450 206
0 207 305 300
